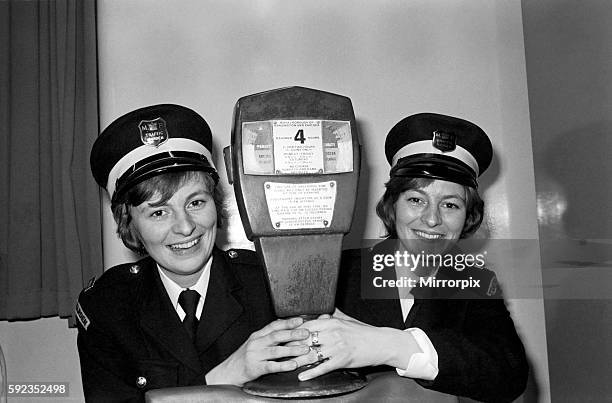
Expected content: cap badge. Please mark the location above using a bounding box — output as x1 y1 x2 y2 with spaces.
139 117 169 147
432 130 456 152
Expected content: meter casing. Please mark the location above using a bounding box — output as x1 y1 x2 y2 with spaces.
224 86 360 318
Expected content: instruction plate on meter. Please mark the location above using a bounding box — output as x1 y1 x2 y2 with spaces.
264 181 337 229
241 120 353 175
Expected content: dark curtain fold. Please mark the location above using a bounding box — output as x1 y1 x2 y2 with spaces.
0 0 102 320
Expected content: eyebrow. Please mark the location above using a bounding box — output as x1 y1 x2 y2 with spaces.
146 189 211 208
441 194 466 202
408 189 466 202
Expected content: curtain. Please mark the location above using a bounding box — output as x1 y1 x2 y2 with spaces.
0 0 102 320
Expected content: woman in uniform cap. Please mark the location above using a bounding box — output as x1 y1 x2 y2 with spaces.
77 104 313 402
297 113 529 402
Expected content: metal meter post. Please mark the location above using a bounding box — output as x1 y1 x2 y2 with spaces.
224 86 365 398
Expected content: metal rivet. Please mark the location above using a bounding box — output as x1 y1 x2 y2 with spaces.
136 376 147 388
130 265 140 274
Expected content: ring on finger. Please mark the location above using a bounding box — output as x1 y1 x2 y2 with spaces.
310 331 319 346
311 345 325 361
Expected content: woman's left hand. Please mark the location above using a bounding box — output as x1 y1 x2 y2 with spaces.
293 309 420 381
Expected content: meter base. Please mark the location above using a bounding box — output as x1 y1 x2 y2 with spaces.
243 366 366 398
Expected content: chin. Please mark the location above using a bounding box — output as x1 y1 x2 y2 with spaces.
166 263 205 276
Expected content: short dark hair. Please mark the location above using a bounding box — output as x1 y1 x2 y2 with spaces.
375 176 484 239
111 171 223 254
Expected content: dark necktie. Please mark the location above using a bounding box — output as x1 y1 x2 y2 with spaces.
178 289 200 341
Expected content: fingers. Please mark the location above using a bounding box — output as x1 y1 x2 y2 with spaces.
284 339 309 347
262 359 299 374
332 308 350 319
252 342 324 378
264 344 311 361
309 330 320 346
253 317 305 338
247 326 311 362
310 345 326 362
263 328 310 346
298 319 342 342
295 322 339 351
297 318 330 332
292 348 323 368
298 359 338 381
332 308 365 324
292 340 336 368
290 327 325 348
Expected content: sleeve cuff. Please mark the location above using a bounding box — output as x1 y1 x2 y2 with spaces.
395 328 439 381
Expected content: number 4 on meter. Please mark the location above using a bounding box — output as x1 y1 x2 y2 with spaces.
294 129 306 144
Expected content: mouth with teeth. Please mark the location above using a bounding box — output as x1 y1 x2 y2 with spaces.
412 230 445 240
168 236 201 252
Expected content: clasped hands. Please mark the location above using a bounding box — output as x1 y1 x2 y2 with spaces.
291 308 392 381
207 309 410 386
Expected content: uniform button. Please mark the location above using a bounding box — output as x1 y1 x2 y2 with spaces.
130 265 140 274
136 376 147 388
228 250 238 259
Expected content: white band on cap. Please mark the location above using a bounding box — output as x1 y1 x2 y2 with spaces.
391 140 479 176
106 138 215 199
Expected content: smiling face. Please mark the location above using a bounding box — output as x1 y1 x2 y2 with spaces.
394 179 467 255
129 175 217 287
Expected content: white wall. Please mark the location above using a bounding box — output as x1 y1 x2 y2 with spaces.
1 1 546 401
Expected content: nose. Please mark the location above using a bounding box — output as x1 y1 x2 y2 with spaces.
421 203 442 227
172 210 196 235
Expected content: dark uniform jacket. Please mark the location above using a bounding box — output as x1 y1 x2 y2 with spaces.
75 247 274 402
336 245 529 403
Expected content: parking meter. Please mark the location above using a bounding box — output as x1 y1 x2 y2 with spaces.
224 86 364 397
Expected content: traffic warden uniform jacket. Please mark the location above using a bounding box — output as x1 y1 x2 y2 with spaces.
76 247 275 402
335 246 529 403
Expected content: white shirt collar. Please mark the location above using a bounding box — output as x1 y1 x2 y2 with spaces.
157 256 213 320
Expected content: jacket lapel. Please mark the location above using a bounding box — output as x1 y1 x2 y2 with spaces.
407 268 456 329
369 269 404 329
138 259 203 374
195 248 244 361
405 286 428 328
355 245 405 329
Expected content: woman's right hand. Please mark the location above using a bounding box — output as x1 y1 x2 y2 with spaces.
292 309 422 382
205 317 315 386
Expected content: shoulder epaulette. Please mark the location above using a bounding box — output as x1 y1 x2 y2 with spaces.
224 248 260 266
435 264 502 298
79 259 147 295
467 266 501 298
82 276 96 293
76 260 148 330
